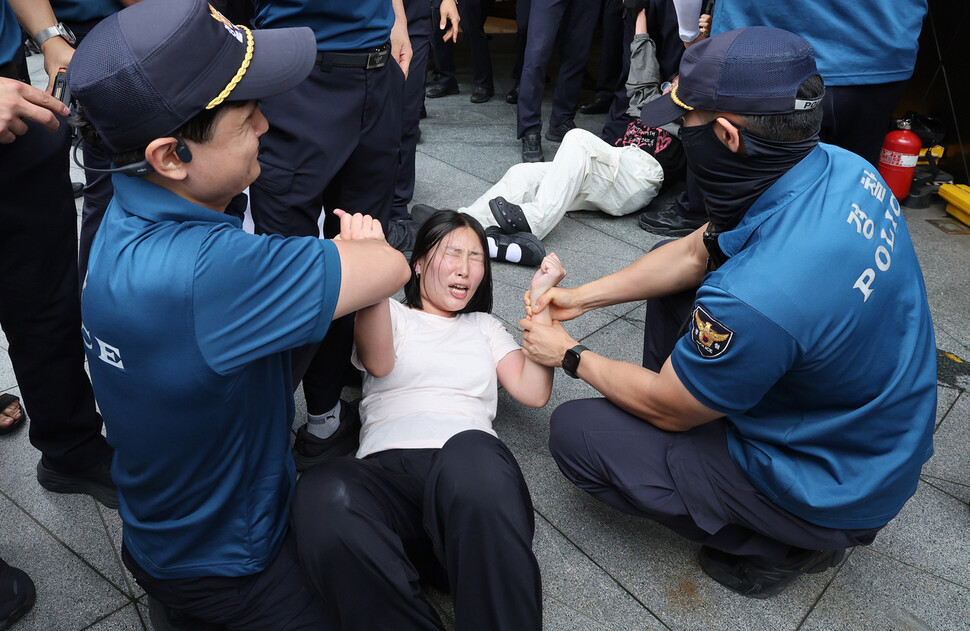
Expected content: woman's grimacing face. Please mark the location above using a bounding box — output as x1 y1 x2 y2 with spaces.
413 226 486 317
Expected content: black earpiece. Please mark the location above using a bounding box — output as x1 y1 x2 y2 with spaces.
72 136 193 177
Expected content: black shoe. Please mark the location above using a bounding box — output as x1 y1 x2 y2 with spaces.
637 206 704 237
0 563 35 630
488 197 532 234
545 120 576 143
470 86 494 103
521 131 544 163
147 596 227 631
699 546 845 599
578 95 612 115
505 83 519 104
72 181 84 199
486 227 545 266
386 217 419 256
409 203 440 227
426 82 459 99
36 456 118 509
292 400 362 472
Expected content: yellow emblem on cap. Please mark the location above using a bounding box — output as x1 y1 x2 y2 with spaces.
204 5 254 110
670 84 694 111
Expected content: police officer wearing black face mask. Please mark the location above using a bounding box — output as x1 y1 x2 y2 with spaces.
519 26 937 600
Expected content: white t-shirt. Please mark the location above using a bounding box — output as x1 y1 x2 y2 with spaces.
351 299 520 458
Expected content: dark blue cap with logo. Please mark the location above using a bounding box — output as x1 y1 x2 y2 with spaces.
640 26 822 127
68 0 316 153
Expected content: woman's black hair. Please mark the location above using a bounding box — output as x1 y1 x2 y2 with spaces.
404 210 493 315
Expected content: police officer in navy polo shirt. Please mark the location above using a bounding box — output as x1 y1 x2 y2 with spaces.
520 27 936 599
249 0 412 473
67 0 410 627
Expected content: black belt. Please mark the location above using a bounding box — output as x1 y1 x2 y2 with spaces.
317 42 391 69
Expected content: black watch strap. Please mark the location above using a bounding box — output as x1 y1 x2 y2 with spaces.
561 344 588 379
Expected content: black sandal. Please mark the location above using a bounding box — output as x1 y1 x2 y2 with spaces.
488 197 533 235
0 393 27 435
486 227 545 266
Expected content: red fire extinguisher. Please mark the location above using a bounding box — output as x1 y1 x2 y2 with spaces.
878 120 922 200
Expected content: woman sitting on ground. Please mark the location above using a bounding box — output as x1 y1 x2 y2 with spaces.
290 210 566 631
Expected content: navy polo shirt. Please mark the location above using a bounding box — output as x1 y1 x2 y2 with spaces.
253 0 393 51
671 144 935 530
82 175 341 579
50 0 123 23
0 1 19 66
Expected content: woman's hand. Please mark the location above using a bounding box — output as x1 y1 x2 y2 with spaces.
333 209 386 242
524 284 586 323
528 253 566 305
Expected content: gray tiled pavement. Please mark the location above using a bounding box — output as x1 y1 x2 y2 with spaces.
3 34 970 631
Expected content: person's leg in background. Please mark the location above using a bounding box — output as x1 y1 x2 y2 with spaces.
428 5 459 98
459 0 496 102
579 0 623 115
820 81 909 167
394 0 434 220
0 115 115 507
544 0 599 141
507 0 530 103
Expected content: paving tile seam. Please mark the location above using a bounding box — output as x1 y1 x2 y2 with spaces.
793 548 856 630
532 510 676 631
79 601 144 631
96 503 143 599
933 393 968 435
564 214 658 252
413 147 496 186
0 489 138 602
862 546 970 591
920 476 970 504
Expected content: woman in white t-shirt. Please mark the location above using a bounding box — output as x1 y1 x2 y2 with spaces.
291 210 565 631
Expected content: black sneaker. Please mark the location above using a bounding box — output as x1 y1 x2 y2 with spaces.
386 217 419 256
521 131 544 163
545 120 576 143
699 546 845 599
72 181 84 199
36 456 118 509
409 203 440 227
0 562 35 630
485 227 545 266
637 206 704 237
147 596 227 631
292 400 362 472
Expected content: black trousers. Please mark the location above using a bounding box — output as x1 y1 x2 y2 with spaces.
394 0 434 218
430 0 495 90
291 430 542 631
123 534 333 630
591 0 624 102
548 242 880 566
250 57 404 414
0 117 110 472
821 81 909 167
516 0 599 137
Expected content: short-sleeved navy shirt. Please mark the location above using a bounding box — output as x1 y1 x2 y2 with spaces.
82 175 341 579
0 1 19 66
253 0 393 51
671 145 935 530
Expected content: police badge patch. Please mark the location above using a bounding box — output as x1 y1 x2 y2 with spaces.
690 305 734 359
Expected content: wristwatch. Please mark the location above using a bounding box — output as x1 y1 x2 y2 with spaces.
561 345 588 379
33 22 76 49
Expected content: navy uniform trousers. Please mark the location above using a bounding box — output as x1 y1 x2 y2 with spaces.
429 0 494 92
549 242 882 567
291 430 542 631
0 108 111 474
516 0 599 138
394 0 433 218
250 55 403 414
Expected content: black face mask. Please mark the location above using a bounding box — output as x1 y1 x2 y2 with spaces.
681 119 818 232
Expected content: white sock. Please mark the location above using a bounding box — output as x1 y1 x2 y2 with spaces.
488 236 498 258
306 401 341 439
488 237 523 263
